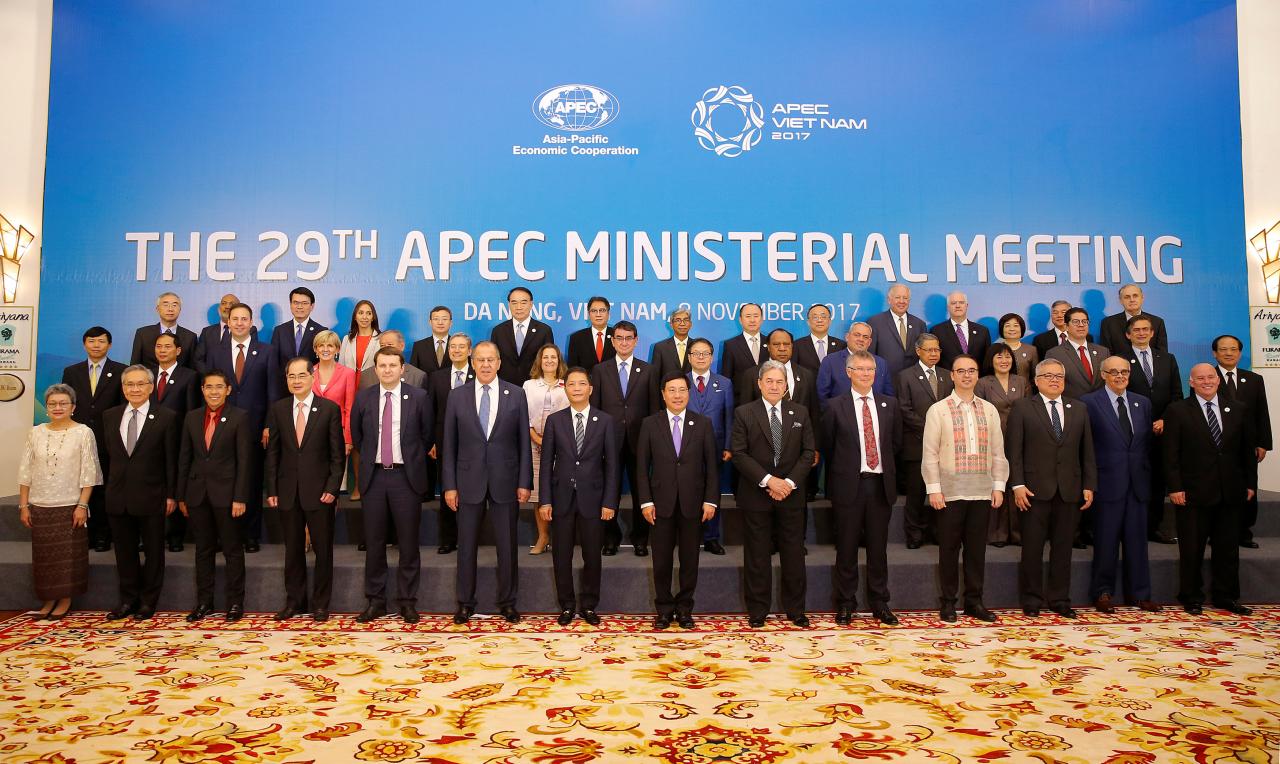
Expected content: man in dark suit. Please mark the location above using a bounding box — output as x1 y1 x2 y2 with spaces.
1213 334 1272 549
267 286 327 400
442 340 532 625
1164 363 1256 616
1121 315 1183 543
427 333 474 554
649 307 694 382
62 326 126 552
176 370 252 623
408 305 454 377
794 303 847 373
491 286 553 385
718 302 764 388
1099 284 1168 354
866 285 925 375
1046 307 1109 400
538 367 620 626
358 331 427 389
685 338 733 554
351 348 434 623
737 329 819 415
732 361 815 628
1007 358 1097 618
590 321 661 556
817 322 894 408
193 293 256 373
209 302 271 552
1082 357 1160 614
266 358 346 622
1032 300 1088 360
821 350 903 625
930 291 991 370
896 333 953 549
130 291 198 369
102 366 179 621
637 373 719 629
566 296 615 371
150 332 200 552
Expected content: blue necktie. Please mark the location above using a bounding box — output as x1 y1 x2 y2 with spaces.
479 384 492 439
1049 400 1062 440
619 360 629 396
294 323 303 354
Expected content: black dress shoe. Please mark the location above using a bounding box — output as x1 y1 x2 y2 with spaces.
581 610 601 626
186 604 214 622
1240 540 1260 549
106 603 138 621
906 540 922 550
132 608 155 621
311 609 330 622
1072 540 1088 549
991 541 1007 548
703 539 726 555
790 615 810 628
633 544 649 557
748 616 766 628
1183 603 1203 615
1050 604 1078 619
964 605 997 622
399 605 420 623
225 605 244 622
834 609 852 626
1023 607 1041 617
1149 531 1177 544
500 606 521 624
872 607 899 626
940 607 958 623
653 613 672 629
274 606 301 621
167 541 184 553
557 609 574 626
453 606 474 625
91 539 111 552
677 613 695 629
244 539 261 553
357 542 367 551
356 602 387 623
602 544 618 556
1214 601 1253 616
437 543 457 554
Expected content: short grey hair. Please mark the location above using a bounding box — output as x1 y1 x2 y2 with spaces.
914 332 939 350
155 291 182 306
668 307 691 322
43 383 77 406
757 359 787 381
845 350 876 369
448 332 473 348
122 364 155 383
1035 358 1066 376
380 329 405 345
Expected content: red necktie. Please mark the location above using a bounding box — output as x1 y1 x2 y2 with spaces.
595 331 604 362
861 396 879 469
204 410 216 449
1078 345 1093 382
157 370 168 399
235 344 246 384
697 375 706 393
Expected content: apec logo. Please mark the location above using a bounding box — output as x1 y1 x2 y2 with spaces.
533 84 621 132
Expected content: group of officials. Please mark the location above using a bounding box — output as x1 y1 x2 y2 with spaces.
45 282 1266 627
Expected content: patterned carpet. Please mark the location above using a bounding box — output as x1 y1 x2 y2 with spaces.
0 608 1276 763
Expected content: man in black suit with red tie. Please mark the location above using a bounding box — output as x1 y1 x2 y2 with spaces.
538 367 620 626
151 332 200 552
821 350 903 626
102 366 179 621
62 326 126 552
1212 335 1271 549
566 296 615 371
733 361 816 628
491 286 553 385
637 372 719 629
427 333 474 554
719 303 765 394
793 303 847 373
177 370 252 623
1165 363 1256 616
351 348 434 624
267 287 327 400
266 358 346 622
1120 315 1183 543
130 291 198 370
408 305 455 377
930 291 991 370
590 321 661 556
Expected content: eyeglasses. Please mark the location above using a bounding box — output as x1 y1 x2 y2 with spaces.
1067 319 1089 326
286 373 312 381
1036 373 1066 382
1101 369 1130 377
688 351 711 358
846 366 877 373
952 369 979 375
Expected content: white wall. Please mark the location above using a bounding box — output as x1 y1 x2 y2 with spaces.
0 1 52 495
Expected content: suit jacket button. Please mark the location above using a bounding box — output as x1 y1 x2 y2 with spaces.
575 461 580 465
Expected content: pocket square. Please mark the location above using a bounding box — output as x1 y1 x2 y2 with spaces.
791 422 802 428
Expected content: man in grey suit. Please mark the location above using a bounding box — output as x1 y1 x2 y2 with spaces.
1007 358 1096 618
1046 307 1109 400
867 284 925 376
359 330 427 389
442 340 533 625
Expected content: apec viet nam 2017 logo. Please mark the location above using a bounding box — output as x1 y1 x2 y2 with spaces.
533 84 621 132
692 83 869 158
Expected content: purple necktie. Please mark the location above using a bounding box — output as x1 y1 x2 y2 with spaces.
955 323 968 354
380 390 394 467
671 415 682 456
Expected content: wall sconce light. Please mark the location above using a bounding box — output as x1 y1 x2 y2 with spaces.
0 213 36 304
1251 218 1280 305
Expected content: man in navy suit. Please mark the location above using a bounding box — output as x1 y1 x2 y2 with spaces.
685 338 733 554
866 285 925 375
150 332 200 552
209 303 271 552
538 367 619 626
930 291 992 370
62 326 127 551
194 293 256 373
351 347 434 623
443 340 533 625
267 287 327 400
1082 357 1161 613
817 322 894 409
130 291 198 370
491 286 553 385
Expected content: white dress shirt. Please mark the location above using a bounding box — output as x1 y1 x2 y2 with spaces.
375 383 404 464
851 389 884 474
474 380 499 438
228 336 253 371
119 400 151 446
292 392 315 429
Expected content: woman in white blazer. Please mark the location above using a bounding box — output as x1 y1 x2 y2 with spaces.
338 299 381 372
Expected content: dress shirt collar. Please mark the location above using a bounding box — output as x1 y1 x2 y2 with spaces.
761 398 784 417
570 403 591 418
157 362 178 376
126 400 151 418
292 392 315 410
1105 386 1127 408
616 354 633 369
379 382 403 396
666 408 686 420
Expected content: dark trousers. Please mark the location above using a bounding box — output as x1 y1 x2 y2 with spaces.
550 502 605 611
742 505 807 620
937 499 990 608
1240 492 1259 544
1090 494 1151 601
361 467 421 605
604 445 649 546
833 475 892 608
987 502 1021 545
651 510 702 616
1176 500 1241 606
166 511 187 546
188 499 245 607
902 458 934 545
108 512 165 609
702 460 731 542
1018 494 1080 609
456 497 518 609
1146 436 1169 536
87 484 110 546
281 499 335 611
430 456 457 546
238 451 265 543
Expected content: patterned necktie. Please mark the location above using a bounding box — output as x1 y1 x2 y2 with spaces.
898 316 908 350
697 375 706 394
1049 400 1063 440
595 331 604 362
618 361 629 396
769 405 782 466
294 323 303 354
220 324 227 343
574 411 585 454
89 363 99 395
514 323 526 354
1078 345 1093 382
235 343 246 384
157 370 168 399
672 415 682 456
861 396 879 469
955 323 968 354
1059 331 1067 345
435 339 444 366
380 391 395 466
454 369 464 389
926 367 938 398
479 384 492 439
1117 396 1132 443
126 408 139 455
1140 350 1153 385
750 335 760 363
1205 401 1222 448
295 401 307 446
204 410 216 449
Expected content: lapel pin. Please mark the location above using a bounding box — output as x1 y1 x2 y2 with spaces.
881 401 887 407
312 407 319 412
402 394 409 400
1224 407 1232 413
530 327 537 333
220 417 227 423
1129 359 1135 363
503 389 510 395
787 410 794 416
591 416 597 422
918 376 925 381
1132 402 1139 408
107 372 113 378
1065 403 1072 409
148 414 155 420
251 350 257 356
